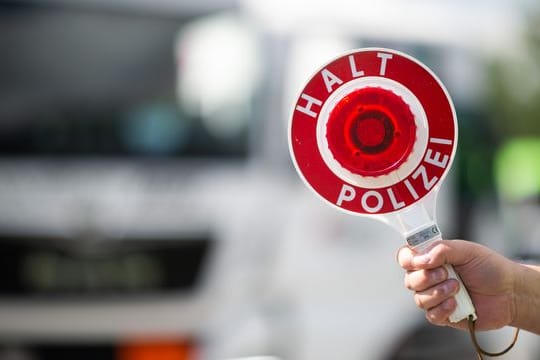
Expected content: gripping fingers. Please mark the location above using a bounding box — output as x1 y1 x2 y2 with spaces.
426 297 457 326
404 266 448 292
413 279 459 310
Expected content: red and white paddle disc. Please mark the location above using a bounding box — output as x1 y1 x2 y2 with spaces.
289 48 457 215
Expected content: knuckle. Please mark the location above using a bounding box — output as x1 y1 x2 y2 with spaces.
421 269 433 284
414 294 425 309
425 308 447 326
404 276 412 290
416 270 432 289
405 269 436 292
433 284 445 297
396 246 412 268
404 271 421 291
425 311 439 325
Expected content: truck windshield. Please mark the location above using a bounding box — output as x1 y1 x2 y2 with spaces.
0 4 250 158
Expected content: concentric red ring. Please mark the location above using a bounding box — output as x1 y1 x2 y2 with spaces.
325 87 416 177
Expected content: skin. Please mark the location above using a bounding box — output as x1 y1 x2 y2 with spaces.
396 240 540 334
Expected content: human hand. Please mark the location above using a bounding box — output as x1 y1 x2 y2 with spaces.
396 240 518 331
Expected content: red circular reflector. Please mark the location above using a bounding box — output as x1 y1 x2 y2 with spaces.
289 48 457 215
326 87 416 177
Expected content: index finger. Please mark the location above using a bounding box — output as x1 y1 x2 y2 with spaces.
396 245 415 270
397 244 439 271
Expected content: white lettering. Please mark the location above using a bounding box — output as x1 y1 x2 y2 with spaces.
412 165 438 191
404 179 419 200
295 93 322 118
429 137 453 145
361 190 384 213
424 149 449 169
377 52 393 76
337 184 356 206
348 55 365 78
321 68 343 93
387 187 405 210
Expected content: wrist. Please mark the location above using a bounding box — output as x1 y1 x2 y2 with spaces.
510 263 540 334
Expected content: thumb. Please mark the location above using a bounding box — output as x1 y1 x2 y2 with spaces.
412 239 480 269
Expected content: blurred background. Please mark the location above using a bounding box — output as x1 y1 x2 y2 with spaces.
0 0 539 359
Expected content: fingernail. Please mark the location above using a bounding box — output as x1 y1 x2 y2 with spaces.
441 281 458 296
442 298 455 311
432 268 446 282
441 282 452 294
449 279 459 293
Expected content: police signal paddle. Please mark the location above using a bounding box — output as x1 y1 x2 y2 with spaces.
288 48 476 324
